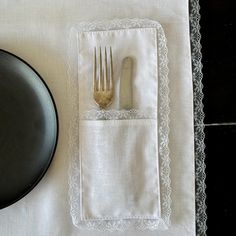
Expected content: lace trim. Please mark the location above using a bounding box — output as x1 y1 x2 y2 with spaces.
190 0 207 235
81 109 157 120
71 218 168 232
67 18 170 231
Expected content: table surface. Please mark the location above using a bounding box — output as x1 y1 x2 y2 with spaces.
200 0 235 234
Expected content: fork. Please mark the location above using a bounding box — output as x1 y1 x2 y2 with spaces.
93 46 114 109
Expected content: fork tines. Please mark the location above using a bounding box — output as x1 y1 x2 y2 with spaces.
93 46 113 92
93 46 114 109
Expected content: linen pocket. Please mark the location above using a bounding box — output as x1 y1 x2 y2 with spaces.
79 118 160 220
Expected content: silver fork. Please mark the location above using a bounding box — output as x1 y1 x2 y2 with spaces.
93 46 114 109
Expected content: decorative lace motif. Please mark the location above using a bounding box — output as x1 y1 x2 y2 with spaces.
81 109 157 120
67 18 170 231
190 0 207 235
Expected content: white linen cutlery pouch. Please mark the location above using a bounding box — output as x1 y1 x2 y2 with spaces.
68 19 170 231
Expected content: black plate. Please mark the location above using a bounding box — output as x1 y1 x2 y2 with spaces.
0 49 58 209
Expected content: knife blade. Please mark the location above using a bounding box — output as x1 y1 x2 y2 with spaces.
119 57 133 110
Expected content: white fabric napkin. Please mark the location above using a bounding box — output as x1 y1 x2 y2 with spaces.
68 23 170 231
79 119 159 219
0 1 195 236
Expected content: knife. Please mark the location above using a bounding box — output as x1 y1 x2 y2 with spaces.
119 57 133 110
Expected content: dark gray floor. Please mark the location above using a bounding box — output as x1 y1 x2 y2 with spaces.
200 0 235 234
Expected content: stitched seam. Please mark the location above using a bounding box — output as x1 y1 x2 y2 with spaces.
81 216 160 221
77 32 84 220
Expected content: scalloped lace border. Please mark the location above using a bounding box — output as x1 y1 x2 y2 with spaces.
67 18 170 232
190 0 207 235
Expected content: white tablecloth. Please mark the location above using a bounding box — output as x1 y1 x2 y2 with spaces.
0 0 195 235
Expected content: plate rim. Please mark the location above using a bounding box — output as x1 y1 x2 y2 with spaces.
0 48 59 209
